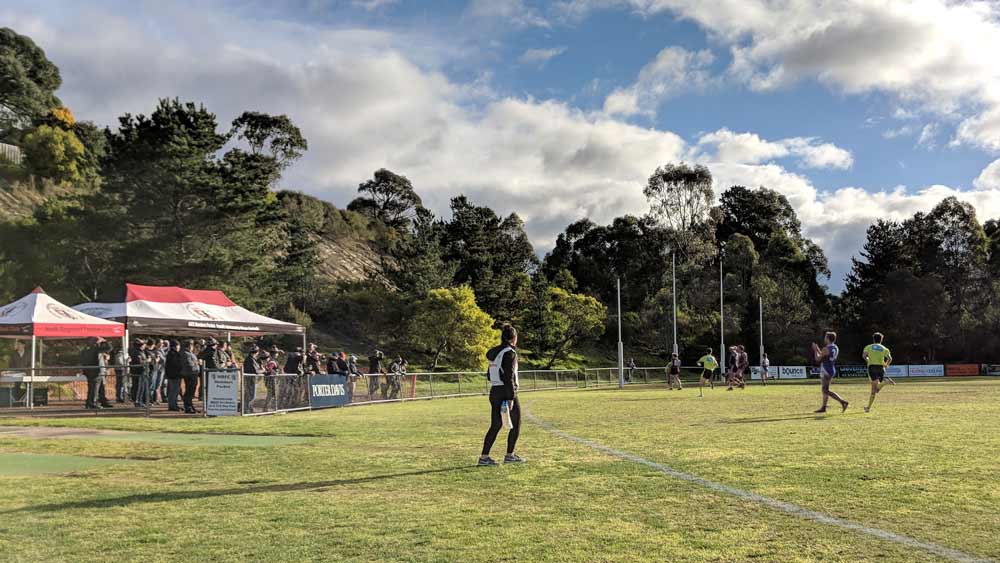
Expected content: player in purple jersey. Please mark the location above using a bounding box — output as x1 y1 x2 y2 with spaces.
812 331 849 414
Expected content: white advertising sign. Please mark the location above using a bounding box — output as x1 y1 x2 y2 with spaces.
886 365 908 378
750 367 780 380
206 370 240 416
907 365 945 377
779 366 808 379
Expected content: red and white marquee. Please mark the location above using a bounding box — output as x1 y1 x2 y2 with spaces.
74 284 303 336
0 288 124 339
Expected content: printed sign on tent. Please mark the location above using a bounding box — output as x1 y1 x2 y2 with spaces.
908 365 945 377
206 370 240 416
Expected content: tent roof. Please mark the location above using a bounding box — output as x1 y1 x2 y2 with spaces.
74 283 304 337
0 287 126 339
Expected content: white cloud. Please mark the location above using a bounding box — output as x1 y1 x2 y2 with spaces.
351 0 398 11
696 129 853 170
573 0 1000 152
917 123 939 149
465 0 550 28
603 46 714 117
518 46 567 67
975 159 1000 190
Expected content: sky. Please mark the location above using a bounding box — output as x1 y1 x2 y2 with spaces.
5 0 1000 292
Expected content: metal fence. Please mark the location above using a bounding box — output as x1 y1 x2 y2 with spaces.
0 142 22 166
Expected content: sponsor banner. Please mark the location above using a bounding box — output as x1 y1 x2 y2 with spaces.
983 364 1000 376
750 366 779 380
946 364 981 377
206 369 240 416
886 365 908 378
837 365 869 378
779 366 808 379
309 373 350 409
908 364 945 377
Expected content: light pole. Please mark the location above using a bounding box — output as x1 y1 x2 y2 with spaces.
617 277 624 389
672 252 678 356
719 247 725 376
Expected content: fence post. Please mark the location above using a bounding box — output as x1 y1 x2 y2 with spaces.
429 374 434 398
533 372 537 390
458 374 462 395
555 371 560 388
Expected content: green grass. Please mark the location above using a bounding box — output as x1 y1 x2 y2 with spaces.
0 452 137 476
0 378 997 562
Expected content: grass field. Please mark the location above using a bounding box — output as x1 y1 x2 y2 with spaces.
0 378 997 562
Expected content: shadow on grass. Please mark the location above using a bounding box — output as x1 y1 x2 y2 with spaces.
721 414 834 424
1 466 473 514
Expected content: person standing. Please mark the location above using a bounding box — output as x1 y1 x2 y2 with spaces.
759 353 770 385
368 350 385 400
479 324 524 466
667 353 683 390
729 344 748 390
82 338 112 409
242 345 261 414
9 340 29 404
697 348 718 398
113 344 128 403
164 340 183 412
147 339 166 405
180 340 200 414
627 357 636 383
813 331 848 414
862 332 893 413
128 338 149 408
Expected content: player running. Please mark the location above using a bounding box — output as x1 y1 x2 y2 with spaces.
812 331 848 414
667 353 683 390
862 332 893 413
697 348 718 397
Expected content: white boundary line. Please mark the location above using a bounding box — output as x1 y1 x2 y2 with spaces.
525 408 997 563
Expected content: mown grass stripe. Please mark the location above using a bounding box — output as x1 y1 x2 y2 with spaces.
525 407 997 563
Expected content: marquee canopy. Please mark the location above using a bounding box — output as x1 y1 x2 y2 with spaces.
74 284 304 337
0 288 125 339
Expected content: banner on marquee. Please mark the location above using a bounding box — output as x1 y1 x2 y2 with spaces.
945 364 981 377
308 373 350 409
206 369 240 416
908 365 945 377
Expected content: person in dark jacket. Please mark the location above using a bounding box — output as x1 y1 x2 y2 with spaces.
479 324 524 466
200 337 226 370
180 340 200 414
368 350 385 399
243 345 261 414
164 340 183 411
128 338 149 408
9 340 29 403
82 338 112 409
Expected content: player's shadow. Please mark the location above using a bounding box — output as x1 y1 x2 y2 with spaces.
721 414 834 424
0 466 473 514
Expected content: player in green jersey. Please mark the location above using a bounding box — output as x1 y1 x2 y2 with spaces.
697 348 718 398
862 332 893 413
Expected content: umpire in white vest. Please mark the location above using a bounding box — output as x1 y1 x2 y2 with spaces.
478 323 525 466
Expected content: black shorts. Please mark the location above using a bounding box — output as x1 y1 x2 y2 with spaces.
669 367 680 376
868 365 885 382
700 369 713 380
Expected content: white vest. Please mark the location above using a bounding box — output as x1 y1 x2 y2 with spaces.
488 346 517 387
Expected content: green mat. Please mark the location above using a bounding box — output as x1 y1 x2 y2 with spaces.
0 452 135 476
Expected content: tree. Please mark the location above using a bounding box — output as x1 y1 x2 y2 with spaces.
387 207 456 294
0 27 61 139
229 111 307 172
348 168 423 231
644 163 714 232
20 124 86 182
409 286 498 370
530 286 607 368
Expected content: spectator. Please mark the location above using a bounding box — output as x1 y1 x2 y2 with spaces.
113 344 128 403
243 345 261 414
263 346 281 411
627 357 636 383
129 338 148 408
164 340 183 412
147 338 165 405
8 340 29 403
180 340 200 414
305 343 323 375
386 356 406 400
81 338 112 409
200 337 226 370
368 350 385 399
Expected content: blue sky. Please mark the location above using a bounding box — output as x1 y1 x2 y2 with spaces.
5 0 1000 292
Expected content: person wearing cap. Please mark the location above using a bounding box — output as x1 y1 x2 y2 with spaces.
368 350 385 400
164 340 183 412
200 337 227 370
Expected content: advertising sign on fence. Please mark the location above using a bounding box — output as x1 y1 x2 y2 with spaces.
886 365 908 378
309 373 350 409
205 370 240 416
945 364 981 376
779 366 808 379
984 365 1000 376
750 367 779 380
908 365 945 377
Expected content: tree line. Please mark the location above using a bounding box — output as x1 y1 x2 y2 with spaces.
3 26 999 370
